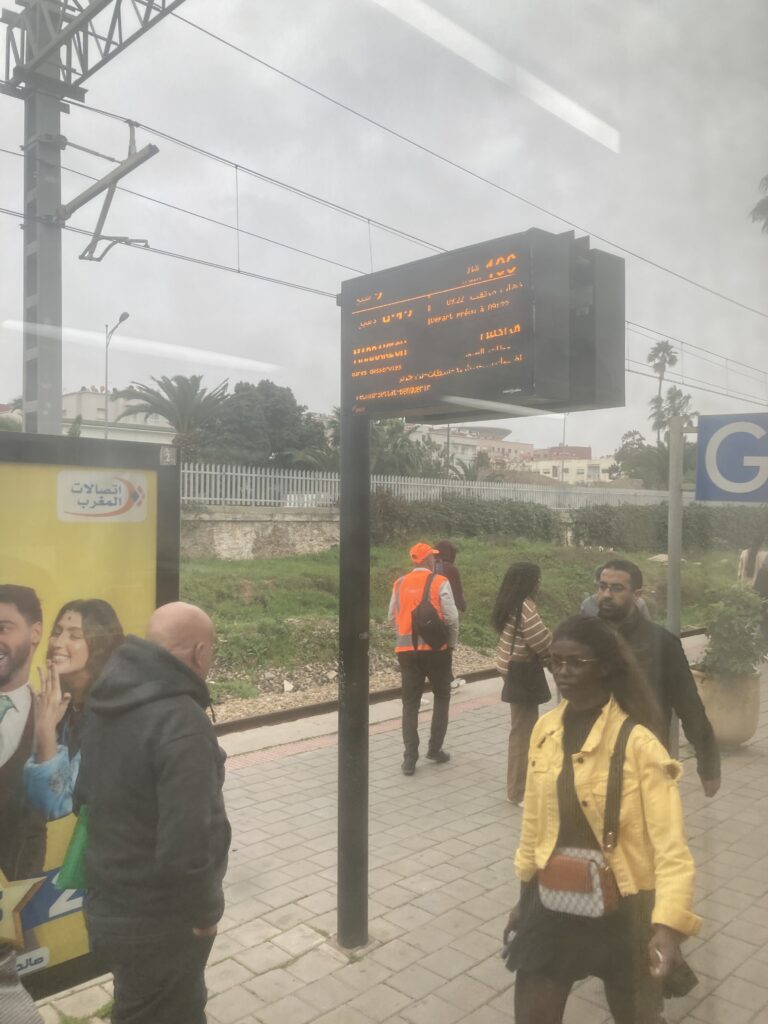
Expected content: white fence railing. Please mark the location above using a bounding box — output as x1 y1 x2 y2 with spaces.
181 463 693 510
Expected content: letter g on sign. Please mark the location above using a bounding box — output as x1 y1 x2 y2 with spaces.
704 421 768 494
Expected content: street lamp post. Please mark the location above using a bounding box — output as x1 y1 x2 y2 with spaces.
104 312 130 438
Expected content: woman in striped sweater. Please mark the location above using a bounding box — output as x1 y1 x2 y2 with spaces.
492 562 553 805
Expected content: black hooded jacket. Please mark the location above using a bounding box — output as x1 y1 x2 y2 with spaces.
74 636 231 930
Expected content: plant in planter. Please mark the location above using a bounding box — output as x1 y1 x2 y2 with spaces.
692 586 768 748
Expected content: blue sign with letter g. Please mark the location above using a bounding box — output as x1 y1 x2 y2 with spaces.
696 413 768 503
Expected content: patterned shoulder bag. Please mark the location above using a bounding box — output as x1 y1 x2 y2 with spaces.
537 718 635 918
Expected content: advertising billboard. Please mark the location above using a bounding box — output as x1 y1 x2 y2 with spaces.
0 433 179 998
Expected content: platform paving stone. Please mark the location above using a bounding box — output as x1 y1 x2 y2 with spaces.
35 676 768 1022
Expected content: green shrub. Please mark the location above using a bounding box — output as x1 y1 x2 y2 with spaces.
570 503 768 554
698 586 768 678
369 492 559 545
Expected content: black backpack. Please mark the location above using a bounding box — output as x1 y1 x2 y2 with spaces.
411 572 449 651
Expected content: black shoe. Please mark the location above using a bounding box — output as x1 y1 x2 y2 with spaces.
426 750 450 764
401 760 416 775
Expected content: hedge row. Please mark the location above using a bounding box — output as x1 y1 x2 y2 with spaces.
570 502 768 552
371 491 768 552
370 492 559 545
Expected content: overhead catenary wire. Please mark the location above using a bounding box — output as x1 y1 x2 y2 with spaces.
1 199 762 410
0 144 366 275
168 12 768 323
0 205 337 298
2 57 767 321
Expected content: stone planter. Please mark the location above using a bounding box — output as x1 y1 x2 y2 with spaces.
691 669 761 749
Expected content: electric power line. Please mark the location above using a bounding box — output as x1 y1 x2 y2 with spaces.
626 361 767 408
626 320 767 380
170 12 768 322
2 196 763 410
0 144 366 275
0 205 337 298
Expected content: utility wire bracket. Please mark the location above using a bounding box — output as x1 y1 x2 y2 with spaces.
56 122 157 261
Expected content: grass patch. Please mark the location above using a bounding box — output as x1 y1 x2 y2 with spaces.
181 539 736 697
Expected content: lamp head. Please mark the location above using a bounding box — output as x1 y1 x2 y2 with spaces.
118 311 130 324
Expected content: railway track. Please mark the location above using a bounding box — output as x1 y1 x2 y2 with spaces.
213 627 708 737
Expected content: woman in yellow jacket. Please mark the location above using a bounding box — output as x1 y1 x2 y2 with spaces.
503 615 700 1024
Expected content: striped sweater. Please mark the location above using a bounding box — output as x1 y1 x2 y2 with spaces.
495 598 552 675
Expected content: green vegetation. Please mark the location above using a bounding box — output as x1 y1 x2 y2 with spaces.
181 539 737 700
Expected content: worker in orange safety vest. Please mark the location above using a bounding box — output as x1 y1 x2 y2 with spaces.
388 542 459 775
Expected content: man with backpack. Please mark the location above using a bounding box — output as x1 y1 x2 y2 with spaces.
388 542 459 776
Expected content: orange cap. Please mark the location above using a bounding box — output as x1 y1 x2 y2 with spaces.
409 542 440 564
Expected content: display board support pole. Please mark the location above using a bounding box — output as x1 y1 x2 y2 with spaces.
666 415 685 757
337 405 370 949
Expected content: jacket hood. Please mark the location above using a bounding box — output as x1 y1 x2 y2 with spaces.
87 635 211 716
435 540 457 563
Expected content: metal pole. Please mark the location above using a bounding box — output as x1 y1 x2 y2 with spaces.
104 312 128 438
104 323 109 438
666 416 684 636
666 415 684 757
22 0 64 435
337 405 370 948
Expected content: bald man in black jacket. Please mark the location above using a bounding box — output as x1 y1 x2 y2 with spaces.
76 603 231 1024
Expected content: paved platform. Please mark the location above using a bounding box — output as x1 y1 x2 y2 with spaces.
37 670 768 1024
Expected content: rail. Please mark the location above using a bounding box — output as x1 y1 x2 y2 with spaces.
212 628 708 736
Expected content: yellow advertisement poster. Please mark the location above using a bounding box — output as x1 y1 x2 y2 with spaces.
0 459 158 979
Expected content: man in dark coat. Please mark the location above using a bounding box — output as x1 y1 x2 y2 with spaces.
589 558 720 796
75 602 231 1024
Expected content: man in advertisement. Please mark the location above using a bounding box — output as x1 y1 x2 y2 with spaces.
76 602 231 1024
0 584 46 1024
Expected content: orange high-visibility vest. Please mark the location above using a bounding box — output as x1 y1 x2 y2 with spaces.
392 569 448 652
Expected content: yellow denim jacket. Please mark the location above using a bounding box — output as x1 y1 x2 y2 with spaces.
514 696 701 937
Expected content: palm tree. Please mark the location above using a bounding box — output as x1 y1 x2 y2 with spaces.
649 386 696 443
646 341 678 442
115 375 228 459
750 175 768 233
283 443 339 470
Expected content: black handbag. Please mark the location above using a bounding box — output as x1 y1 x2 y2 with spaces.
501 661 551 704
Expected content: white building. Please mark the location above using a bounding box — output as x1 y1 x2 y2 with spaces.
520 453 616 484
410 423 533 468
62 389 175 444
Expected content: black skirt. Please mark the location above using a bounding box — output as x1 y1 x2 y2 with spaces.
505 880 655 987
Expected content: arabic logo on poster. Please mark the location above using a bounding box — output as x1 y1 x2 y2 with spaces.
57 471 148 522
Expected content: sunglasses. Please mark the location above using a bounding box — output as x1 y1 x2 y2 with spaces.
551 656 599 672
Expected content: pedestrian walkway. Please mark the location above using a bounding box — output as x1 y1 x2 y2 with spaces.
37 674 768 1024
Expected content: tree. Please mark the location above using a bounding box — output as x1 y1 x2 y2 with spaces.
284 441 338 470
646 341 678 443
649 385 696 442
115 375 228 460
247 380 324 466
67 415 82 437
0 414 21 432
750 175 768 233
195 381 271 465
613 429 696 490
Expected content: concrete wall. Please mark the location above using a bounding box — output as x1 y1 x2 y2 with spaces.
181 506 339 560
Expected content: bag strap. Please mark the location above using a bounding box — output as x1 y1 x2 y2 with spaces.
411 572 436 649
602 718 635 851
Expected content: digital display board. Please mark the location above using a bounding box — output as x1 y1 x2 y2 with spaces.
339 227 624 422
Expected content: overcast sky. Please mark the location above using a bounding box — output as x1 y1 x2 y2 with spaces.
1 0 766 455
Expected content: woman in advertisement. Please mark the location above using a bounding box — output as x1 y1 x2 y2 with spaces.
24 599 124 820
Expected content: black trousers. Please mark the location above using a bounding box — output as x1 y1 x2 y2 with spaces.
398 648 453 762
87 915 215 1024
